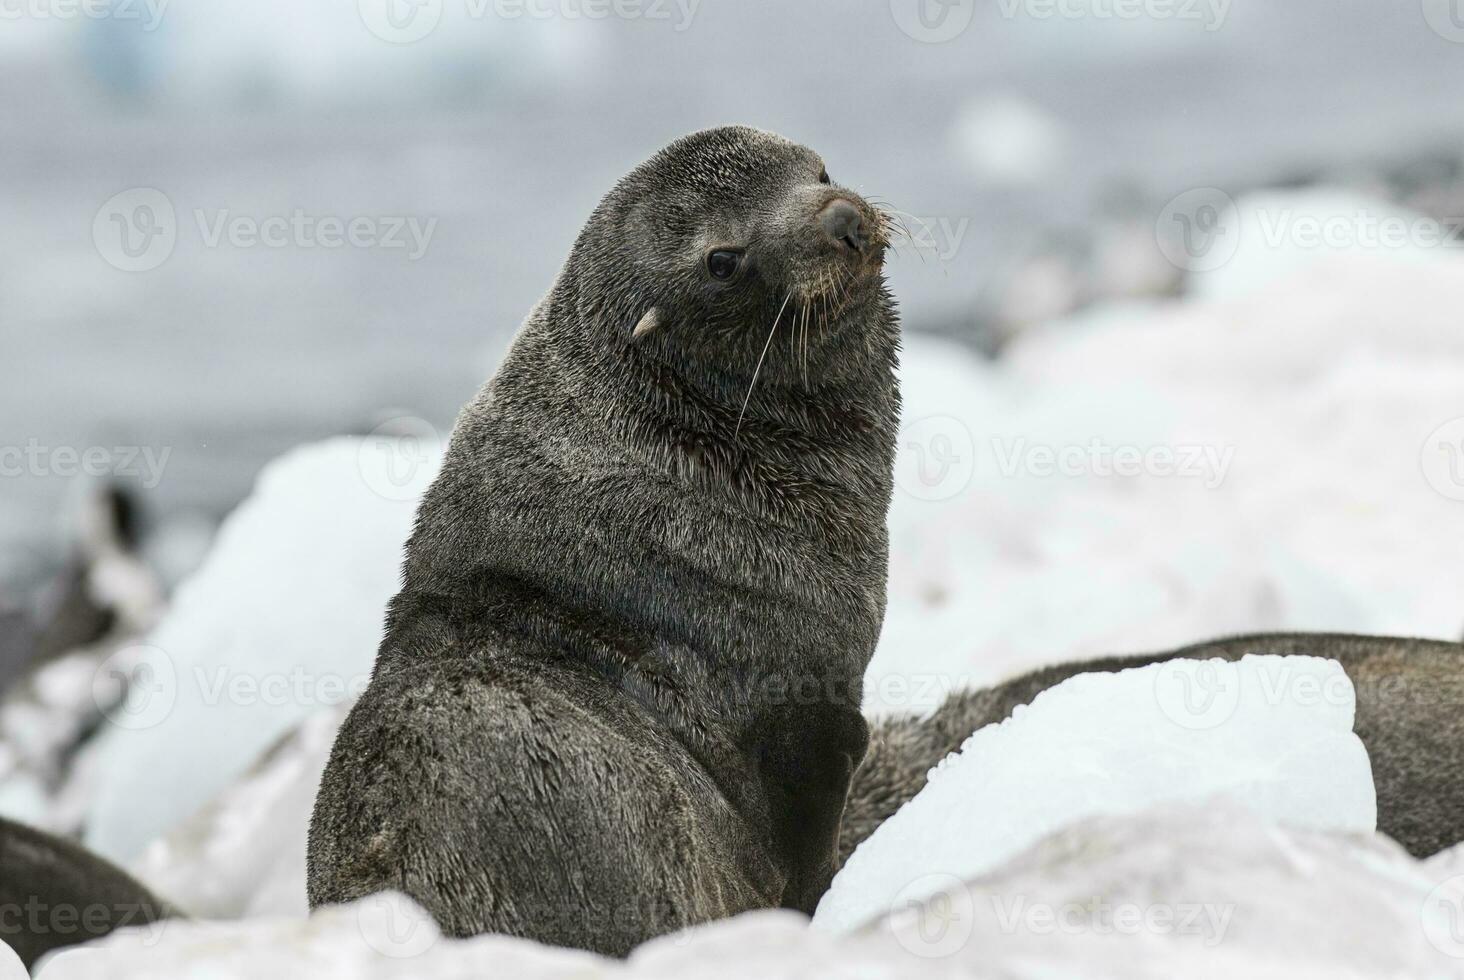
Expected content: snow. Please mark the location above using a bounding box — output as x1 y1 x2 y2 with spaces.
79 437 435 864
871 246 1464 715
130 702 346 919
33 804 1464 978
814 655 1375 932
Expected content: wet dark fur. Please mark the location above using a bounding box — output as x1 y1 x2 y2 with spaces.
843 633 1464 863
308 127 900 954
0 816 174 969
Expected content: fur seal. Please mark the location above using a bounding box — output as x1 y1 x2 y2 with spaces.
0 816 174 969
308 126 899 954
843 633 1464 862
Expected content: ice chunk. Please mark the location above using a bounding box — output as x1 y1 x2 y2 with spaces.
129 702 347 918
81 437 435 863
816 655 1376 932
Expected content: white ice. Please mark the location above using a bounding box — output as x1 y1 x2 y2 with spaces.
814 654 1376 932
80 437 435 863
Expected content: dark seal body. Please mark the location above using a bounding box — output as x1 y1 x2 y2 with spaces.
308 127 899 954
844 633 1464 862
0 816 174 969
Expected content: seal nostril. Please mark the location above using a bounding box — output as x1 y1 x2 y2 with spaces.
819 199 865 254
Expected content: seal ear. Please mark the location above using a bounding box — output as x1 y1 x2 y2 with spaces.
632 308 662 341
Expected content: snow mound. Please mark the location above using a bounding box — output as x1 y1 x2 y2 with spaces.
82 437 434 863
815 655 1376 932
36 804 1459 979
130 702 347 918
871 249 1464 714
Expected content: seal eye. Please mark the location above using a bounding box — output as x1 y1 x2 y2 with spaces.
818 168 831 185
707 249 742 281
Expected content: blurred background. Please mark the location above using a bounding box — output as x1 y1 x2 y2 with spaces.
5 0 1464 682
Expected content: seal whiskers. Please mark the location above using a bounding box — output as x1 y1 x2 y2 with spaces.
735 288 793 441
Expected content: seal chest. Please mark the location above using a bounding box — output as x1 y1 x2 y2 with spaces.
307 125 901 955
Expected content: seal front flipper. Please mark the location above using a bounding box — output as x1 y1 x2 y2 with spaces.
751 702 869 914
